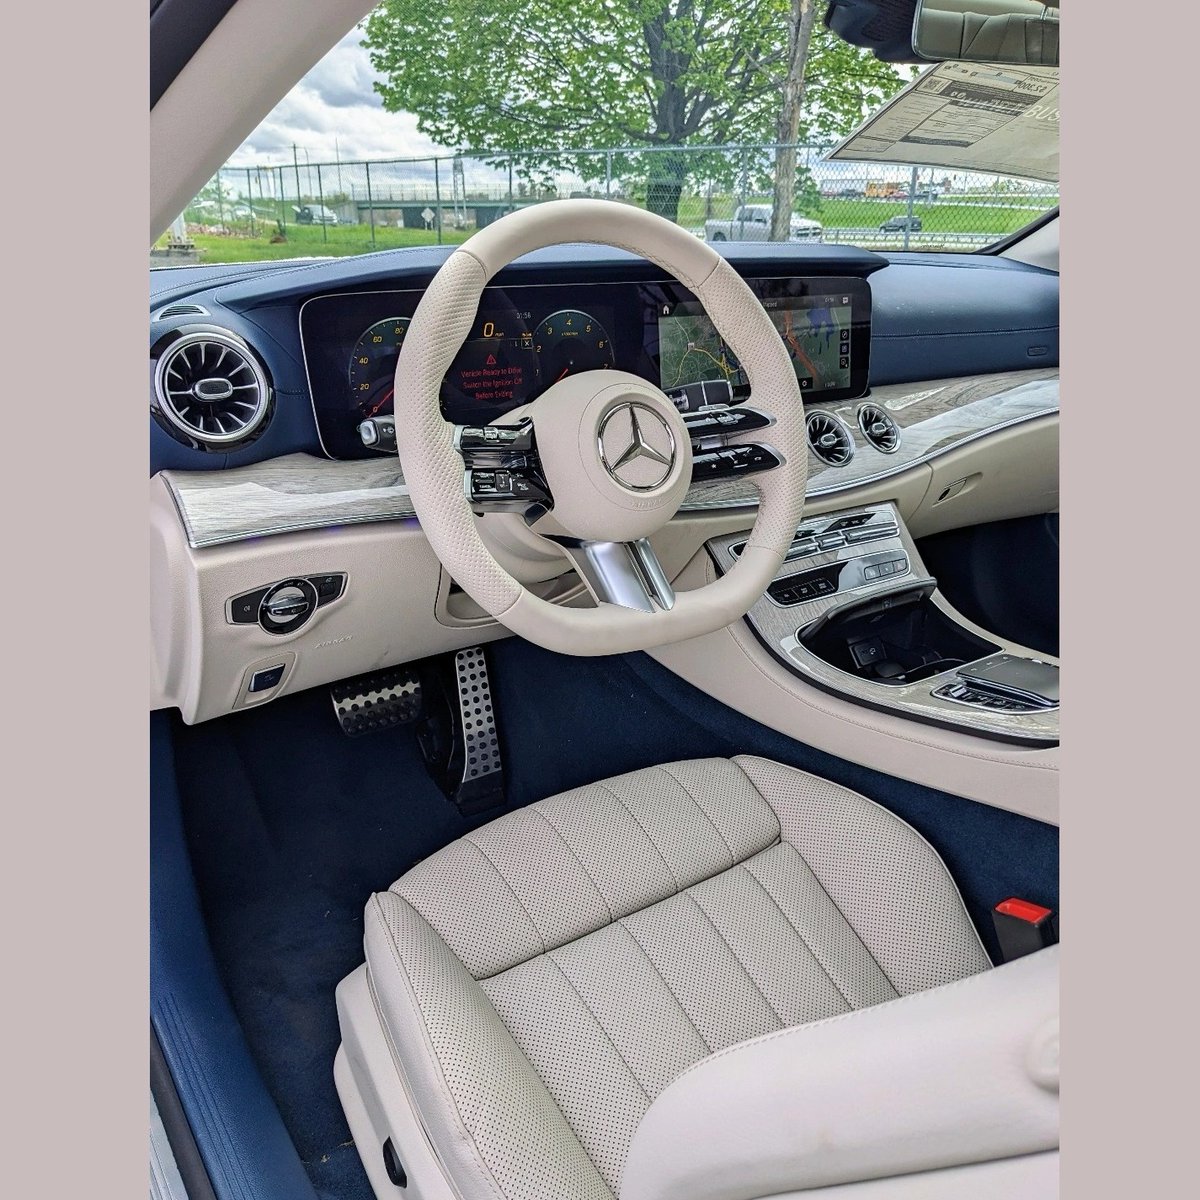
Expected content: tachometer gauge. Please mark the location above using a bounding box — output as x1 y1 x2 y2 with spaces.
533 310 614 385
348 317 410 419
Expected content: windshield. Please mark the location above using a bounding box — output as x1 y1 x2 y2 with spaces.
153 1 1058 268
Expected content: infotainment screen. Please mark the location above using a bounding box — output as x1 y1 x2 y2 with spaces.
656 277 870 404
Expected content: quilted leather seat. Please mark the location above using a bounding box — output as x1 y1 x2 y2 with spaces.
345 756 997 1200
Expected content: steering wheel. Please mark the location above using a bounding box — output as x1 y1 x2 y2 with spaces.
394 199 807 656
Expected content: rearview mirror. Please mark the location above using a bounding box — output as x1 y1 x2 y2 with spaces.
913 0 1059 66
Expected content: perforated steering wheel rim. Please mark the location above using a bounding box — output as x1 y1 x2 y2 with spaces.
393 199 807 656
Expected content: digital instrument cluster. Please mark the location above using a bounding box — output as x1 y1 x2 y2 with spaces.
300 276 871 459
346 308 616 426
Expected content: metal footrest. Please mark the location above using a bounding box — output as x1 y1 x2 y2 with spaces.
330 665 422 736
418 646 505 815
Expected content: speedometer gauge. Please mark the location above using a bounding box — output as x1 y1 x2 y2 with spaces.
348 317 410 419
534 310 614 384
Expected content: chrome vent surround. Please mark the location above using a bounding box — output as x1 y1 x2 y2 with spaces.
153 302 209 321
805 411 855 467
857 403 901 453
153 331 270 448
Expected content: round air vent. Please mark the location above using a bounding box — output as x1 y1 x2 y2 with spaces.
152 329 272 451
857 403 901 453
806 411 855 467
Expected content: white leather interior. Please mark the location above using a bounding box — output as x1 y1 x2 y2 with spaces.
393 200 810 654
342 756 1016 1200
621 946 1059 1200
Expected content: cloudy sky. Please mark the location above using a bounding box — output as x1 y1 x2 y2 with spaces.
227 26 449 167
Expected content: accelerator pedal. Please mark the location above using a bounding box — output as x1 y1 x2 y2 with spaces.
417 646 504 815
330 665 423 736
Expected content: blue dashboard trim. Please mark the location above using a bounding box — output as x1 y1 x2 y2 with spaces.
149 245 1057 476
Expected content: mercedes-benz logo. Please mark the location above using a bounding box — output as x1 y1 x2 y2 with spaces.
598 402 677 491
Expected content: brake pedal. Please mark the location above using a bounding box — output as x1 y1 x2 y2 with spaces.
417 646 505 815
330 665 423 736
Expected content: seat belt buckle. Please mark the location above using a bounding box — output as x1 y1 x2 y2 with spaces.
992 897 1058 962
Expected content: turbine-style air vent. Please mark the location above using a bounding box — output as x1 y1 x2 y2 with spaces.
857 403 901 453
806 411 854 467
153 302 209 321
153 330 271 450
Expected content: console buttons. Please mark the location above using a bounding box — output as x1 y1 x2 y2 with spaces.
229 586 271 624
312 573 346 606
932 682 1041 713
865 555 907 581
845 524 898 544
248 664 287 693
824 513 873 531
691 444 782 480
816 533 845 550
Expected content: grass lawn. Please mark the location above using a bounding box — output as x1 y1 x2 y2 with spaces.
162 221 473 264
165 194 1055 264
677 194 1055 235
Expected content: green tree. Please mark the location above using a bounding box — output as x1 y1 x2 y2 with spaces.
363 0 903 224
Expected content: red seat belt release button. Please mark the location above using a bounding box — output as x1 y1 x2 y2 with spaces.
992 897 1057 962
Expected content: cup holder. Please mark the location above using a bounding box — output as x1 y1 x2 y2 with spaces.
800 586 1000 687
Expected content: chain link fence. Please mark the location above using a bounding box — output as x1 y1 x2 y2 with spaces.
165 143 1057 264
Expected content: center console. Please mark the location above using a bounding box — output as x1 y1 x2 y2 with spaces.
707 503 1059 745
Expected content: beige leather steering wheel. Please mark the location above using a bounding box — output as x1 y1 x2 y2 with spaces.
394 199 807 656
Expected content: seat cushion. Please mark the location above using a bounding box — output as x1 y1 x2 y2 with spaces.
363 756 990 1200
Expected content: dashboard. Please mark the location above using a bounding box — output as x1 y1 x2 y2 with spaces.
149 241 1059 752
298 275 872 459
148 242 1060 480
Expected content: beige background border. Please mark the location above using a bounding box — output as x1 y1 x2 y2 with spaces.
4 0 1192 1196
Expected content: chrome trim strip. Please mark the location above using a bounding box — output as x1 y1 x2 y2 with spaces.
150 1092 188 1200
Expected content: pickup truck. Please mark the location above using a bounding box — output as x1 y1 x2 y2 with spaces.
704 204 823 243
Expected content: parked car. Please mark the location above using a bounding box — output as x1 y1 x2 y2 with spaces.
880 214 923 232
294 203 339 225
705 203 823 242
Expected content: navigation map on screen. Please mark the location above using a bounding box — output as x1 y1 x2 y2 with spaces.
659 294 853 395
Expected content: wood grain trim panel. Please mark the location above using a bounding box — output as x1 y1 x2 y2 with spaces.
160 367 1058 549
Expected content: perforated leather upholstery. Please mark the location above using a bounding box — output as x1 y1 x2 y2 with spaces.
363 757 990 1200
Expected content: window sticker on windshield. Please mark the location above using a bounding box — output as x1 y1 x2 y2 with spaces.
826 62 1058 182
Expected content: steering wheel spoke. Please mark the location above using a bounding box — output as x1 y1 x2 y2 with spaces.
454 420 554 519
552 537 675 614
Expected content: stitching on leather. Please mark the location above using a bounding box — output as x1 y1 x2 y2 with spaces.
367 895 510 1200
667 947 1052 1088
546 953 654 1108
767 826 899 992
596 779 682 892
683 890 787 1030
616 920 714 1055
463 835 549 961
740 858 873 1013
531 804 616 923
654 764 738 867
483 962 621 1195
737 756 991 968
